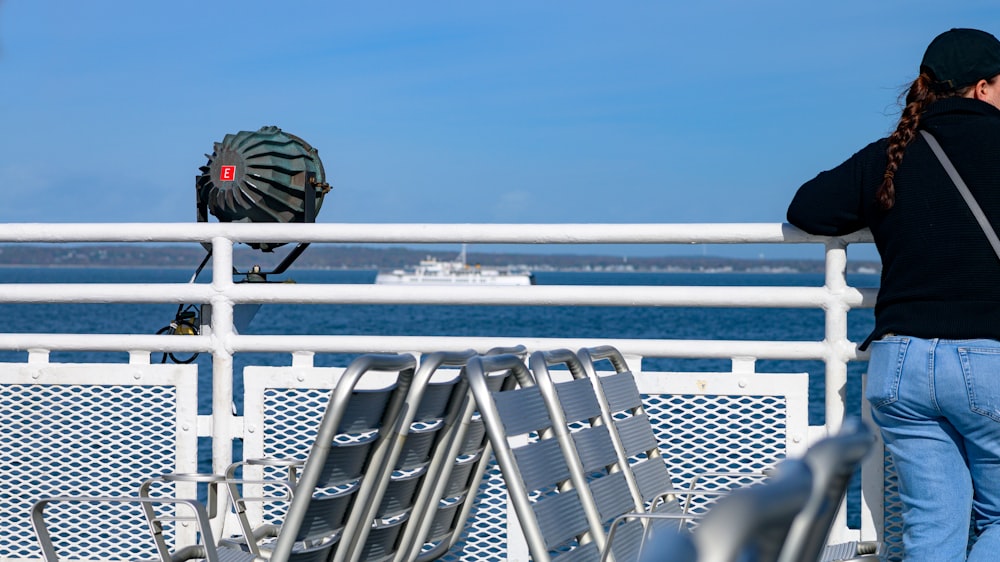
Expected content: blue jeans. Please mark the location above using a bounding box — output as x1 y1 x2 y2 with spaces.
867 336 1000 561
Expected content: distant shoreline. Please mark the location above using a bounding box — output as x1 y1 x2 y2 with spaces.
0 264 882 276
0 244 882 275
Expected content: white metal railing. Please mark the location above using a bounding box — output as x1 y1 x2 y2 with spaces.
0 222 879 556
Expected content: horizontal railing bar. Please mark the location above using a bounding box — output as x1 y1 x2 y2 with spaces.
0 284 212 303
0 333 838 360
231 335 837 360
0 222 873 245
0 334 213 352
0 283 879 308
227 284 876 308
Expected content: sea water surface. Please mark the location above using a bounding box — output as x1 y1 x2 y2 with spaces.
0 266 879 428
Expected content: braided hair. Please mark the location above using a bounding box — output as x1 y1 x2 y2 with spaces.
877 73 977 209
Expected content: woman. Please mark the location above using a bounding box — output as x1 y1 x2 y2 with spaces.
787 28 1000 561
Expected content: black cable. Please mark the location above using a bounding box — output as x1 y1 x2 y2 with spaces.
155 304 201 364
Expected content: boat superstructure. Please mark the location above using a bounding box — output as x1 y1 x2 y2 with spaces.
0 222 895 561
374 244 535 285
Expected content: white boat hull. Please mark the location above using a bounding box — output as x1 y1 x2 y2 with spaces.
374 270 534 285
375 244 535 285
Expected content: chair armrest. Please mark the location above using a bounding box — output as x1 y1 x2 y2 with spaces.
601 511 703 562
218 474 296 558
684 470 768 490
228 458 305 485
647 488 733 516
680 470 768 514
160 472 227 483
32 496 219 562
225 479 295 503
141 473 226 520
244 457 305 467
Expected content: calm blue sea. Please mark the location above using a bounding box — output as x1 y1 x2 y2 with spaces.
0 267 880 428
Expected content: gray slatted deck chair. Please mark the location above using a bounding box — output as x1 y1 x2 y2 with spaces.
640 456 815 562
32 353 418 562
224 350 488 562
235 350 484 562
394 345 528 562
576 346 766 520
467 352 612 561
529 348 670 562
340 349 478 562
777 417 878 562
222 352 421 562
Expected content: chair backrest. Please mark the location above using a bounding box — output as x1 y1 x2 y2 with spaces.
468 352 606 562
529 348 652 562
268 353 418 562
577 346 771 519
339 349 477 562
395 346 527 562
576 346 676 515
776 417 874 562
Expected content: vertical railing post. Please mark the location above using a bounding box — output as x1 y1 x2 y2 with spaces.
823 238 851 433
209 236 237 536
824 237 860 545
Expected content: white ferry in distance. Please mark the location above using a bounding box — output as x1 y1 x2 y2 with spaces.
374 244 535 285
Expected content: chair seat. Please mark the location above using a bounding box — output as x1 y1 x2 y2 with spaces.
820 541 882 562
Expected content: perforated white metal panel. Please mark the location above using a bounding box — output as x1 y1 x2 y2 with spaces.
0 363 199 561
242 368 338 531
632 371 808 522
645 393 791 514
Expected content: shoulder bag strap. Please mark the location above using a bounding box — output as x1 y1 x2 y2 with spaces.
919 129 1000 260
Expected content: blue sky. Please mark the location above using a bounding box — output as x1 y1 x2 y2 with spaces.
2 1 1000 259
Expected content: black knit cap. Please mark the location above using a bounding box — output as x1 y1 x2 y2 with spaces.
921 28 1000 90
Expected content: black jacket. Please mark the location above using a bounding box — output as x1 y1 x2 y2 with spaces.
787 97 1000 348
